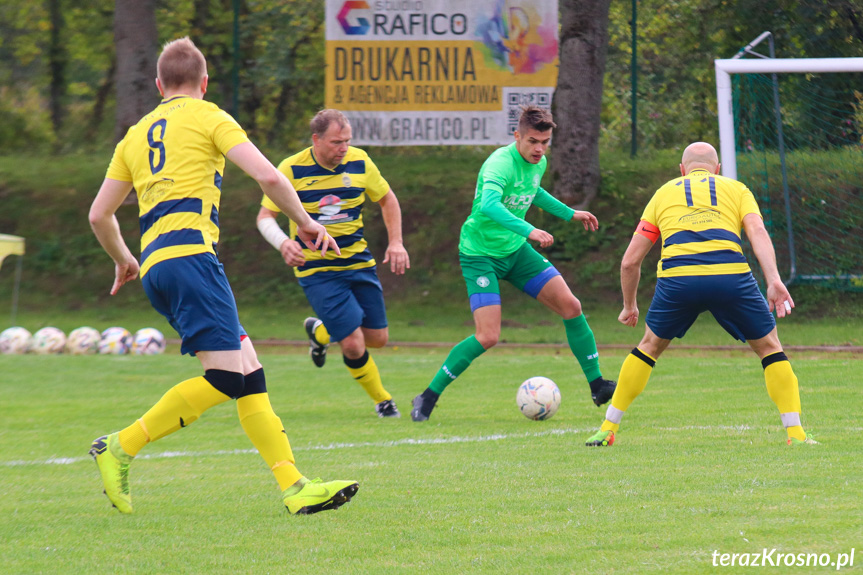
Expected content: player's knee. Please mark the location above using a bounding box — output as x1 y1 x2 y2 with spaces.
340 338 366 359
338 328 366 354
476 331 499 349
204 369 245 399
365 329 388 348
560 296 582 319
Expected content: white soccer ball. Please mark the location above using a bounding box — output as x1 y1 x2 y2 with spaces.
132 327 166 355
30 327 67 354
98 327 132 355
0 326 32 354
66 326 102 355
517 376 562 421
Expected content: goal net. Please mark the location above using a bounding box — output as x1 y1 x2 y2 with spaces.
715 56 863 290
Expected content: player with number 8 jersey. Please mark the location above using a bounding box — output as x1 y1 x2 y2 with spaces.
88 37 358 517
107 96 247 277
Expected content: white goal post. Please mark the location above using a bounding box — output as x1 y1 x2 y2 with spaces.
714 57 863 180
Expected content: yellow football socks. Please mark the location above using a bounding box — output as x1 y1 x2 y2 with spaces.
117 419 149 457
345 351 391 404
118 376 231 456
237 393 302 490
762 351 806 441
315 323 331 345
599 419 620 433
600 348 656 433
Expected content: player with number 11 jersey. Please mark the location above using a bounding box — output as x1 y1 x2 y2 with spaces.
641 168 761 278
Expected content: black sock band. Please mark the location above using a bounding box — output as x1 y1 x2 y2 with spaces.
204 369 245 399
631 347 656 368
238 367 266 397
761 351 788 370
343 350 370 369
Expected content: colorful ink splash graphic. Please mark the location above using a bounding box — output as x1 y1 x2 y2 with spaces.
475 0 558 75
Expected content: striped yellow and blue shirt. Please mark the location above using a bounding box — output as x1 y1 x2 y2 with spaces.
106 96 249 276
641 168 762 277
262 146 390 278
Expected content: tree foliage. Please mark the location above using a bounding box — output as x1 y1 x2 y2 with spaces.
1 1 861 156
602 0 863 152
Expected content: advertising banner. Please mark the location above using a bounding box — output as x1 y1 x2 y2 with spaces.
325 0 559 145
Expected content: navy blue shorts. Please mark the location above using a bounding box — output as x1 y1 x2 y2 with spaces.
646 273 775 342
142 253 245 356
298 267 387 343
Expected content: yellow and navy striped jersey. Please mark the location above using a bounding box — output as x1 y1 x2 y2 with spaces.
262 146 390 278
641 168 762 277
106 96 249 276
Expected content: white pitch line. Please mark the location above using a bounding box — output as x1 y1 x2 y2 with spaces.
3 428 595 468
3 424 847 468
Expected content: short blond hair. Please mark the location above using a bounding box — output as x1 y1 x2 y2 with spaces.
157 37 207 90
310 109 350 137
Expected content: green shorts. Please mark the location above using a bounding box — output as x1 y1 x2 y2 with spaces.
460 243 561 312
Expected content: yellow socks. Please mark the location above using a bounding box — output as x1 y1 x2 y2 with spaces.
315 323 331 345
118 420 149 457
118 375 231 456
762 351 806 441
118 368 304 490
237 392 302 490
593 349 808 443
344 351 391 404
600 348 656 433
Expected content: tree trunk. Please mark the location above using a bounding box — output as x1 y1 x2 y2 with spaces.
48 0 66 136
87 57 116 141
550 0 611 209
113 0 158 142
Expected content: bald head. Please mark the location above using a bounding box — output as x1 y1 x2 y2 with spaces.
680 142 720 175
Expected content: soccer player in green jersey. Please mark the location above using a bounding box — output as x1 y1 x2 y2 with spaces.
411 105 616 422
585 142 815 447
88 37 359 515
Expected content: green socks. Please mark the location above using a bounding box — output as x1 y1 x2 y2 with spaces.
426 316 601 395
563 314 602 382
429 335 487 394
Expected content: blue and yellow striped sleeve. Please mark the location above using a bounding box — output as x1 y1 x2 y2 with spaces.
363 155 390 201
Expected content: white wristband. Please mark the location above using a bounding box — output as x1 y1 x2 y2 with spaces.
257 217 290 251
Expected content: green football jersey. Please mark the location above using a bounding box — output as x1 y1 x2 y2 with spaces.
459 143 546 257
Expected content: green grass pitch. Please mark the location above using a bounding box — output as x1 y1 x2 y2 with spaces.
1 348 860 574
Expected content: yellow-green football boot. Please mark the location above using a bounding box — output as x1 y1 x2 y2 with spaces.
585 429 615 447
283 478 359 515
89 434 134 513
788 435 819 446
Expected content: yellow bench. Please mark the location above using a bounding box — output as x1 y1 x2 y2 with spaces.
0 234 25 324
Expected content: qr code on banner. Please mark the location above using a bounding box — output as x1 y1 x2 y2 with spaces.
506 91 552 134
